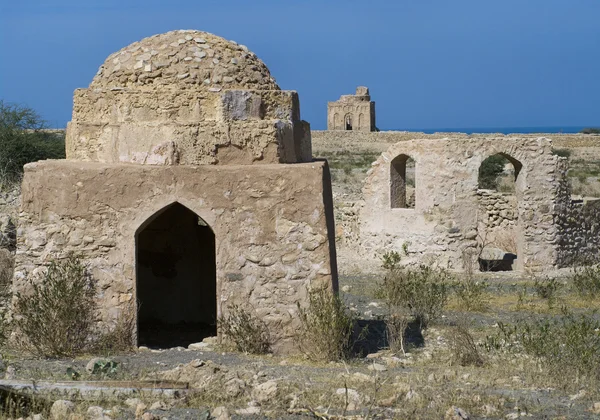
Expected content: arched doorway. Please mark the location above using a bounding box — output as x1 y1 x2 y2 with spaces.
136 203 216 348
477 153 523 271
344 114 353 130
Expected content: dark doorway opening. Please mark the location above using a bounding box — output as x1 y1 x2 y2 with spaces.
136 203 216 348
345 114 353 130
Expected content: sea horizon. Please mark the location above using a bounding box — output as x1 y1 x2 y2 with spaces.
383 126 597 135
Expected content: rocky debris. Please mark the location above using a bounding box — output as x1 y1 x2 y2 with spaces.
155 359 254 399
211 406 230 420
50 400 75 420
335 388 363 411
86 406 112 420
445 406 470 420
251 379 278 403
367 363 387 372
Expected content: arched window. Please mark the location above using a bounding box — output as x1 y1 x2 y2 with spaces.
344 114 353 130
390 154 416 209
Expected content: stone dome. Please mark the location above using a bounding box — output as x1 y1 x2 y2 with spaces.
90 30 280 92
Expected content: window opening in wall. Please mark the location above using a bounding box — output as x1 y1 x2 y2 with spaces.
136 203 216 348
390 154 416 209
477 153 522 271
345 114 353 130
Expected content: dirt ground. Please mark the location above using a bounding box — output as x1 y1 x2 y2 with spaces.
2 270 600 420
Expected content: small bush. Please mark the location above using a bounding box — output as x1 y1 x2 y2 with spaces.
485 310 600 381
93 301 136 354
552 148 571 159
533 275 561 305
13 255 97 357
449 325 484 367
218 304 270 354
454 278 488 311
378 264 451 328
572 264 600 298
297 289 355 362
454 252 488 311
0 248 13 292
478 155 506 190
580 127 600 134
386 311 410 355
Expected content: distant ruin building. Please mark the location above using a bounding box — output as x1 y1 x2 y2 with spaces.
13 30 338 354
327 86 376 132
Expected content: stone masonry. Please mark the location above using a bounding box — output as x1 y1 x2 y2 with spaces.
327 87 376 132
359 137 574 271
13 30 338 354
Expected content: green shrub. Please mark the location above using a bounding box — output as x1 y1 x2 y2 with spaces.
580 127 600 134
378 263 451 329
93 301 136 354
533 275 561 305
297 289 355 361
551 148 571 158
449 325 484 367
572 264 600 298
0 248 13 293
218 304 270 354
13 255 96 357
454 277 488 312
478 155 505 190
486 310 600 381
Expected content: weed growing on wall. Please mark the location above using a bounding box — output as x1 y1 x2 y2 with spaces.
14 255 96 357
218 304 271 354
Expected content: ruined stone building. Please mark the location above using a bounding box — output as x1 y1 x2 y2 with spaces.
327 87 376 132
13 30 338 353
359 137 600 271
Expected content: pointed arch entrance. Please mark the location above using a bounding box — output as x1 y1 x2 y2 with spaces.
135 202 216 348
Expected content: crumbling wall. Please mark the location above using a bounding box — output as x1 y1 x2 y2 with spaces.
477 190 518 253
359 137 563 271
555 158 600 265
67 89 311 166
14 160 337 354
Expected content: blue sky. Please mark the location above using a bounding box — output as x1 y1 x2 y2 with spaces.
1 0 599 130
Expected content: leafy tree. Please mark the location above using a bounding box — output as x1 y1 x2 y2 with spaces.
0 100 65 186
478 155 505 190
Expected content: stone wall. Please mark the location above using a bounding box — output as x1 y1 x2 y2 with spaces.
554 158 600 265
358 137 563 271
14 160 337 353
312 130 600 153
477 189 518 253
67 89 311 166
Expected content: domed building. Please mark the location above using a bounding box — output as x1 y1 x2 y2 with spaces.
14 30 337 354
67 30 311 165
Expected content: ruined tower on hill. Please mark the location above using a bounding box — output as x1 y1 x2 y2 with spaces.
327 86 376 132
